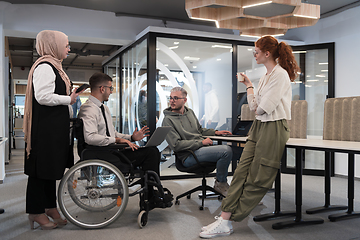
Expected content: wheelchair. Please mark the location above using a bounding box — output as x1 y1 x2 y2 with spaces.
57 119 172 229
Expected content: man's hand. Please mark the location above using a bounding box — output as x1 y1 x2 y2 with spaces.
215 130 232 136
115 138 139 151
131 126 150 141
202 138 213 146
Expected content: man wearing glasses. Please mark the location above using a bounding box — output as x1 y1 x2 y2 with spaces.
78 72 173 209
162 87 233 196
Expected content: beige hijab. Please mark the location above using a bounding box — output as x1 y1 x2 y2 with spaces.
23 30 72 156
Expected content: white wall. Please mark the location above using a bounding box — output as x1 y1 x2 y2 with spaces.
286 6 360 177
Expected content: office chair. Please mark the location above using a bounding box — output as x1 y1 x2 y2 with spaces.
174 150 224 210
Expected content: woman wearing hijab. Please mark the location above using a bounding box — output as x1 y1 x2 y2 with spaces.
23 30 83 230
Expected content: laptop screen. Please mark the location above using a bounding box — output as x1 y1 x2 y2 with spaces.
232 120 253 136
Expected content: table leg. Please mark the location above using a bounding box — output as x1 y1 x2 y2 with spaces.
253 150 296 222
272 148 324 229
306 151 347 214
329 153 360 221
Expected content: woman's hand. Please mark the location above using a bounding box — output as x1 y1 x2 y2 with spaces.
238 72 254 94
69 88 84 105
238 72 253 88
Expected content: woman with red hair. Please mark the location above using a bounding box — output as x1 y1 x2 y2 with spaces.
200 36 300 238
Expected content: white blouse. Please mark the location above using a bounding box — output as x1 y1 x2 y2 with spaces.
33 63 71 106
247 64 292 122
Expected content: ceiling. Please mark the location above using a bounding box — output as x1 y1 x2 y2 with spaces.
4 0 360 71
7 37 121 71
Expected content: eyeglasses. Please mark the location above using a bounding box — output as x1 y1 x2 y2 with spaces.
100 86 114 91
170 96 185 101
66 44 71 50
253 51 260 57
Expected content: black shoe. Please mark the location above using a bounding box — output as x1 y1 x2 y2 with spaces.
162 188 174 206
148 189 173 210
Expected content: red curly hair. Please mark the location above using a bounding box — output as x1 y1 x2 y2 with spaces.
255 36 300 81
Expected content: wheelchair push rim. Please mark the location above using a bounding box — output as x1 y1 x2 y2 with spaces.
58 160 129 229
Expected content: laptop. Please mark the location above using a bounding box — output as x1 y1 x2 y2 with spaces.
222 120 253 137
142 126 172 147
125 126 172 149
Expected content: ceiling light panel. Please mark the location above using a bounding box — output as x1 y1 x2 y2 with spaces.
243 3 295 18
185 0 320 37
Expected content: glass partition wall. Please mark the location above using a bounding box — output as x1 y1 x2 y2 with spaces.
282 43 335 175
119 39 147 138
103 31 334 178
103 57 121 131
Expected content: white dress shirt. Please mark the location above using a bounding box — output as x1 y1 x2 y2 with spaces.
78 95 131 146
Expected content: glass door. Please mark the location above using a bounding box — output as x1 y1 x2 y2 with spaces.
282 43 335 176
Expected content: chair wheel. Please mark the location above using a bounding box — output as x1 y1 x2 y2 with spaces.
218 195 223 200
175 200 180 205
187 194 191 199
138 210 148 228
199 206 204 210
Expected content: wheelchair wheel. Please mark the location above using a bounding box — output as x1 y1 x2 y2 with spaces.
137 210 148 228
58 160 129 229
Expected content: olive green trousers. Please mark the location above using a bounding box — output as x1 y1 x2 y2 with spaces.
221 119 290 222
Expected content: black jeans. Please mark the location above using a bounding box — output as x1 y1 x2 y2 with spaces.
26 176 57 214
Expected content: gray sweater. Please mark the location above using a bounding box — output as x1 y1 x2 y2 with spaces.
162 106 216 162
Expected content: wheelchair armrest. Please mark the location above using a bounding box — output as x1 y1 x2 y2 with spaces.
70 118 78 123
86 143 128 150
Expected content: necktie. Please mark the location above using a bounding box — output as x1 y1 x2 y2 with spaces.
100 104 110 137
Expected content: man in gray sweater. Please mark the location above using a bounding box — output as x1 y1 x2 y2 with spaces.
162 87 233 196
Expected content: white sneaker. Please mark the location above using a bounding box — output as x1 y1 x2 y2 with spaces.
199 217 233 238
201 216 220 231
201 216 234 232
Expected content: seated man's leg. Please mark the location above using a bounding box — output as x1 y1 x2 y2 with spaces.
122 147 160 175
83 149 131 172
183 145 232 196
122 147 173 209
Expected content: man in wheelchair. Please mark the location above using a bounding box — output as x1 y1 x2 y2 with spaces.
77 72 173 211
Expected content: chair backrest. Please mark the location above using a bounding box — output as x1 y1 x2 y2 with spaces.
73 118 88 157
241 100 308 139
240 104 255 121
288 100 308 139
323 96 360 141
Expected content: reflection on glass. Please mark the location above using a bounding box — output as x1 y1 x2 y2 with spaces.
104 58 120 131
287 49 328 170
236 46 263 120
121 39 147 135
156 38 232 129
155 38 233 153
